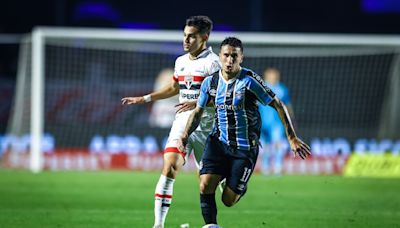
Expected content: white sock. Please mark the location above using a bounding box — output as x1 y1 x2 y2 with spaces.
154 175 175 227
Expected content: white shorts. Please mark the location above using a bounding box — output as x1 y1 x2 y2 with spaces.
164 110 213 168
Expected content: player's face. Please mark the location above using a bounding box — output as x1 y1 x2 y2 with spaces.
219 44 243 75
183 26 207 54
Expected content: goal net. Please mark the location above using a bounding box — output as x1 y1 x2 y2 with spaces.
3 28 400 172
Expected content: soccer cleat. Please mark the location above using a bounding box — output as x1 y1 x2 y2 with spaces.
218 178 226 193
153 225 163 228
202 224 221 228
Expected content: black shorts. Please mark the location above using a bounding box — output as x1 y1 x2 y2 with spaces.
199 135 259 195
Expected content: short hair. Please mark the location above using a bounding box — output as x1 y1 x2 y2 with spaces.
186 16 213 35
220 37 243 53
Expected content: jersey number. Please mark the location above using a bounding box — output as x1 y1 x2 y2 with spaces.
240 167 252 182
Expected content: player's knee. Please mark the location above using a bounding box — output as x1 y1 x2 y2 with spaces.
162 154 184 178
162 162 179 178
199 180 214 194
162 165 173 176
199 181 208 194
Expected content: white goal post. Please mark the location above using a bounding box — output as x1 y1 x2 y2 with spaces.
11 27 400 172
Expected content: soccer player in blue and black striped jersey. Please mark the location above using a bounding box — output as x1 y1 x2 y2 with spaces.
178 37 311 226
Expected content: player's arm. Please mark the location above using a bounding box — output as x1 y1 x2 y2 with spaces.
286 104 295 120
268 97 311 159
121 79 179 105
282 86 295 123
175 101 197 113
177 76 211 151
177 106 204 152
248 72 310 159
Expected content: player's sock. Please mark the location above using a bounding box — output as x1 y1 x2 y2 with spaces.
200 193 217 224
154 175 175 227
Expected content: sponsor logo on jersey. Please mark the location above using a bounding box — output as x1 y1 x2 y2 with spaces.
249 71 274 94
254 74 267 87
216 104 244 111
180 92 199 99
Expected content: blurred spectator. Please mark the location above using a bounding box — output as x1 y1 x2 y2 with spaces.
259 67 293 175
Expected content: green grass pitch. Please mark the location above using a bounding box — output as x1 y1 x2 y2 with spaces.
0 170 399 228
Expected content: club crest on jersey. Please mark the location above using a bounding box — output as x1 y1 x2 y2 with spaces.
184 76 193 89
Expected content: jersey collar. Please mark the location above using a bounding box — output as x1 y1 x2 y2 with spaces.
190 46 212 60
220 67 242 84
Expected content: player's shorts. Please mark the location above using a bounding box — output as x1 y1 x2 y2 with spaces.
164 110 212 168
199 134 259 195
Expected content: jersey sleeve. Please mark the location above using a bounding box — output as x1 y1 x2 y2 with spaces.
172 59 179 82
248 72 276 106
197 76 212 108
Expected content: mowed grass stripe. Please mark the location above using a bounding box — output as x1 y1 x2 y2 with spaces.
0 171 399 227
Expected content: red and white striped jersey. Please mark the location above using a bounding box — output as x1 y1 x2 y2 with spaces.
172 47 220 132
173 47 220 104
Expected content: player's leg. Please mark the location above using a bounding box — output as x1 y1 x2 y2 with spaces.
198 135 226 225
188 130 209 169
153 147 185 228
199 173 223 225
190 131 227 192
221 147 258 207
153 113 189 228
221 186 241 207
162 148 186 178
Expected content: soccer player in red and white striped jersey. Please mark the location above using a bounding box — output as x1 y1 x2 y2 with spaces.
121 16 220 228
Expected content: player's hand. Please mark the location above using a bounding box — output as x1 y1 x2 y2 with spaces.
121 97 145 105
175 101 196 113
288 137 311 159
177 137 188 153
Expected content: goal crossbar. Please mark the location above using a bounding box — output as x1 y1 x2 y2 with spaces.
36 26 400 46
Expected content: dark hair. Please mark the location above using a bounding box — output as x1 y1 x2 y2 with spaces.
186 15 213 35
220 37 243 52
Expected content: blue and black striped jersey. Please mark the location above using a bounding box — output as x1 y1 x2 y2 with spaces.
198 68 276 150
